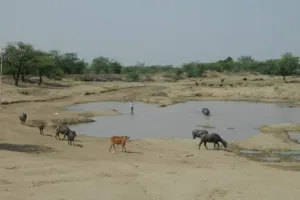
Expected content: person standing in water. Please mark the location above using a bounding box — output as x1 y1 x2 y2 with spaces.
130 101 134 114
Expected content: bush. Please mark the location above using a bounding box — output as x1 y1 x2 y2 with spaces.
126 72 140 82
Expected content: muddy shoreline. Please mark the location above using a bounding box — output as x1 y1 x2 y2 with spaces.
4 81 299 149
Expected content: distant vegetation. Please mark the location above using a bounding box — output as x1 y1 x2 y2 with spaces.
0 41 299 86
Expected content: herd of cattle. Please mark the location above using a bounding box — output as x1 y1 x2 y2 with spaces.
19 112 77 146
19 107 228 152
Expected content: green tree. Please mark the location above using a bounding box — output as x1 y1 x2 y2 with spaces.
109 60 123 74
90 57 123 74
90 56 110 74
29 51 57 85
126 72 140 82
1 42 34 86
276 53 299 83
237 56 255 64
218 57 234 71
59 53 87 74
182 62 206 78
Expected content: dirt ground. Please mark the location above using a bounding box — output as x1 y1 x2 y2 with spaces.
1 73 300 200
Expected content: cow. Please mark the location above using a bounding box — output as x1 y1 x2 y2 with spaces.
67 131 77 146
55 124 76 140
109 136 130 153
202 108 210 116
38 122 45 135
19 113 27 124
199 133 228 150
192 129 209 139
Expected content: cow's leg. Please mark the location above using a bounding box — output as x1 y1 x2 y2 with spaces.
204 142 208 150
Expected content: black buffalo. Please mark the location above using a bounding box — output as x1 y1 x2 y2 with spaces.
199 133 227 150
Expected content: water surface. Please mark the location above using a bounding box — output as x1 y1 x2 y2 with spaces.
67 101 300 141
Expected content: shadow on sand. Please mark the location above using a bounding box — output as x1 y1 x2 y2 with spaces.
0 143 54 154
74 144 84 148
125 150 143 154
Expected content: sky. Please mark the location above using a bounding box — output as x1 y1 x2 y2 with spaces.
1 0 300 66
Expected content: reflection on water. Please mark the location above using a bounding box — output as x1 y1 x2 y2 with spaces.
67 101 300 141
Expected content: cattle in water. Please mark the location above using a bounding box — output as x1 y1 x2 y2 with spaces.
55 124 76 140
199 133 228 150
67 131 77 146
192 129 209 139
19 113 27 124
202 108 210 116
109 136 130 153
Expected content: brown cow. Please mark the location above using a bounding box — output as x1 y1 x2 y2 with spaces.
109 136 130 153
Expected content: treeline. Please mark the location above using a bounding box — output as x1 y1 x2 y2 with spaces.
0 41 299 86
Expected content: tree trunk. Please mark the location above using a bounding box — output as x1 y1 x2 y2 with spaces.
38 69 43 85
14 66 22 86
38 75 43 85
283 76 287 83
14 72 20 86
12 72 16 80
21 72 26 82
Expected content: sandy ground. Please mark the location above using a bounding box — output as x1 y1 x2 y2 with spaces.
1 74 300 200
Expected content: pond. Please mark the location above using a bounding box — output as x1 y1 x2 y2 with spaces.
66 101 300 141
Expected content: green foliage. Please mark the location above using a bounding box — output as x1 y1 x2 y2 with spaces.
275 53 300 82
1 42 35 85
126 72 140 82
0 40 299 86
182 62 206 78
89 56 123 74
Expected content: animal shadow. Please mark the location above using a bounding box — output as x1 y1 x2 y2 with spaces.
0 143 54 154
125 150 143 154
74 144 84 148
62 139 82 143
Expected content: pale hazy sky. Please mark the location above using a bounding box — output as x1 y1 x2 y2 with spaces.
1 0 299 66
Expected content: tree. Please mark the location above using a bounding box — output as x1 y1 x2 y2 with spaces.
29 50 57 85
90 56 110 74
182 62 206 78
175 68 183 77
1 42 34 86
276 53 299 83
237 56 255 63
109 60 123 74
59 53 87 74
224 57 234 63
218 57 234 71
90 56 123 74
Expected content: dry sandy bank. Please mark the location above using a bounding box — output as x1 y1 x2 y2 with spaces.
0 75 300 199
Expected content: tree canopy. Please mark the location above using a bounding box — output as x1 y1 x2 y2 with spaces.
0 41 299 86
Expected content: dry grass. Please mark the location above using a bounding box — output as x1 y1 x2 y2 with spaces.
259 123 300 133
197 124 216 128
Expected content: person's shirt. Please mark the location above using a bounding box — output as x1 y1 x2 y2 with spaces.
130 102 133 108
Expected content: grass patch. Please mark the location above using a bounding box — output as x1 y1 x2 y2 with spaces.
197 124 216 129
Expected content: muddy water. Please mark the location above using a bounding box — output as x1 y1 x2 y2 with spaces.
237 149 300 162
67 101 300 141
